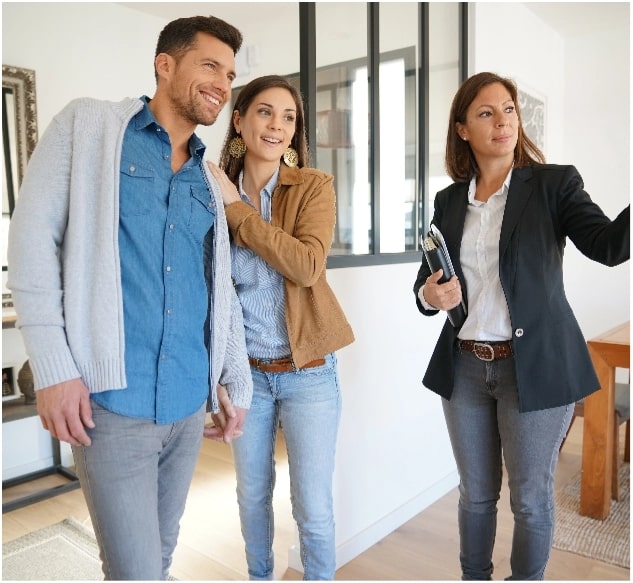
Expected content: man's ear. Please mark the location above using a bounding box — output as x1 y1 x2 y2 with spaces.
154 53 174 83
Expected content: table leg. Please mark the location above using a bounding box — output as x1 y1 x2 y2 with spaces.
580 344 615 519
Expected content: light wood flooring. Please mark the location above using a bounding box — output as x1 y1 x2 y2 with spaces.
2 418 629 580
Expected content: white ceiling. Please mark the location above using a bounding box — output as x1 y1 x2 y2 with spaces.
524 2 627 36
117 2 627 38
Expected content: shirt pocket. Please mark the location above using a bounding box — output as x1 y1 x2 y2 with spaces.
119 160 154 217
188 186 216 244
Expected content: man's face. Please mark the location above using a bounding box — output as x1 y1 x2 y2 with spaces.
166 32 237 127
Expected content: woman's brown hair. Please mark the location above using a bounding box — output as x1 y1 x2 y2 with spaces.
445 72 546 182
218 75 310 183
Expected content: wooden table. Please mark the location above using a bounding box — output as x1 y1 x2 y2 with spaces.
580 321 630 519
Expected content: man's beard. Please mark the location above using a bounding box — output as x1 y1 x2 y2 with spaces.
172 90 221 127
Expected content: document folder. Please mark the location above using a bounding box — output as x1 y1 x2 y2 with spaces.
420 224 467 329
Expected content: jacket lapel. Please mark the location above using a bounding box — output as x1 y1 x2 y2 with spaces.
499 166 534 257
442 184 469 282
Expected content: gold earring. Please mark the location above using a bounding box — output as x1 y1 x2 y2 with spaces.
229 136 246 159
283 147 298 168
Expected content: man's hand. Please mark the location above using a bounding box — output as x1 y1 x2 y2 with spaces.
203 384 247 444
36 378 95 446
419 269 463 311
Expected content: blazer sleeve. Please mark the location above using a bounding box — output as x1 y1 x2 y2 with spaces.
556 166 629 266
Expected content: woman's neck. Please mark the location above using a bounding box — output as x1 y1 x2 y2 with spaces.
241 159 280 198
475 158 513 202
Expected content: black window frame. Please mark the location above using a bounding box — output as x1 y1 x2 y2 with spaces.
299 2 468 269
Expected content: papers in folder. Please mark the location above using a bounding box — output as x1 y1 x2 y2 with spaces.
420 224 467 328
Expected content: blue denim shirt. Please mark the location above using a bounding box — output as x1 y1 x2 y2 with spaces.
92 96 215 424
231 168 290 359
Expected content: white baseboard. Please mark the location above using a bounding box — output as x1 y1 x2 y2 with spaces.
288 470 459 573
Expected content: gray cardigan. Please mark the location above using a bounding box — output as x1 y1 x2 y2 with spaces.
7 97 252 412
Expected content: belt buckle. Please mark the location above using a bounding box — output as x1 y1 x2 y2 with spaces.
473 342 495 361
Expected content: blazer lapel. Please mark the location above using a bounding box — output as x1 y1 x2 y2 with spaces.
500 166 534 257
443 184 469 280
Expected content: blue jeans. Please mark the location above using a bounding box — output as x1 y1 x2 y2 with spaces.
442 350 573 581
72 401 206 580
231 353 341 581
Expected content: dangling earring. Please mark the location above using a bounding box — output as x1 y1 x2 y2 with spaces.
229 135 247 159
283 146 298 168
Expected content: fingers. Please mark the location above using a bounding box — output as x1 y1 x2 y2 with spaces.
216 384 236 419
203 425 226 442
424 273 462 310
222 415 240 444
36 379 93 447
426 269 444 284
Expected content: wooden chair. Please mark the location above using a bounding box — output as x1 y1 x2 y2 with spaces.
560 382 630 501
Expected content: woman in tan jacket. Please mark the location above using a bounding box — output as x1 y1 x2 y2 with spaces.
207 75 354 580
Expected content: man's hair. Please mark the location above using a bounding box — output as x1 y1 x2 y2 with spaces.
154 15 243 81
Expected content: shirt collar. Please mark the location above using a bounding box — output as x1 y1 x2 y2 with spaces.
467 168 513 204
238 166 280 200
133 96 206 158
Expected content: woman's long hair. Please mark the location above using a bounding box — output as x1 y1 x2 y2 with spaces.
218 75 310 183
445 72 546 182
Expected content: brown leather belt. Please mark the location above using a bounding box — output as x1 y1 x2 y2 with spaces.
458 340 513 361
248 356 326 374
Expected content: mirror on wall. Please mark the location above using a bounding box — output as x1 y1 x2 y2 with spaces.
2 65 38 268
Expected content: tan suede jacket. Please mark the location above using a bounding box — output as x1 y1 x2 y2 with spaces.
224 164 355 368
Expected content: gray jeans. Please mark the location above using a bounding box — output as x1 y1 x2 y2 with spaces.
72 401 206 580
442 350 573 581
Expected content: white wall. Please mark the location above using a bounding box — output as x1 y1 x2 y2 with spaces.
2 1 629 572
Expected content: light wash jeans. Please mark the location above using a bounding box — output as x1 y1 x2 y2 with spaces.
231 353 341 581
442 350 573 581
72 400 206 580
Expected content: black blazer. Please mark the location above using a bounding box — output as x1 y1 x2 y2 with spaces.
413 164 630 412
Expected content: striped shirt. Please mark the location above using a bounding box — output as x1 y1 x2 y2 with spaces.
231 167 291 359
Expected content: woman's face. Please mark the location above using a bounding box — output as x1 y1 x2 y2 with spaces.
456 82 518 165
234 87 297 166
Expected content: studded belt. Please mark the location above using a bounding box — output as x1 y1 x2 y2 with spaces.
458 340 513 361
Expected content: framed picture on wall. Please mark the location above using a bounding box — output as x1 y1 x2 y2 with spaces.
517 85 545 153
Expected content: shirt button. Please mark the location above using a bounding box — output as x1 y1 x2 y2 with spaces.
129 165 135 173
166 309 172 315
515 328 524 338
166 265 172 272
161 354 167 360
169 224 175 230
163 155 169 160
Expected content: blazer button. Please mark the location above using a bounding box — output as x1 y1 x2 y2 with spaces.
515 328 524 337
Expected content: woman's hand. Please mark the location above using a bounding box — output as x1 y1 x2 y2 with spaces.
420 269 463 311
206 161 241 206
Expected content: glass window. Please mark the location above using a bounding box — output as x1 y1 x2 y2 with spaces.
379 3 419 254
314 3 368 256
427 3 461 218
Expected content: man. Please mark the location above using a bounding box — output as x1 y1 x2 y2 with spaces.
7 16 252 580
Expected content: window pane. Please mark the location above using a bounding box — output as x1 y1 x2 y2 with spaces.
428 3 461 218
379 2 419 253
315 3 368 256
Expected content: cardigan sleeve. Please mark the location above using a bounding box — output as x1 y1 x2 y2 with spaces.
7 108 81 389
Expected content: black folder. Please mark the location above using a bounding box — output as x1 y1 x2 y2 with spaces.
420 225 467 328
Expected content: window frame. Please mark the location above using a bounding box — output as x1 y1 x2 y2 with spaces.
298 2 468 269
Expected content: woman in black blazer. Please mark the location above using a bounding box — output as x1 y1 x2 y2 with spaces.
413 72 629 580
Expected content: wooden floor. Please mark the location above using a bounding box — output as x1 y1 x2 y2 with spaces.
2 419 629 580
